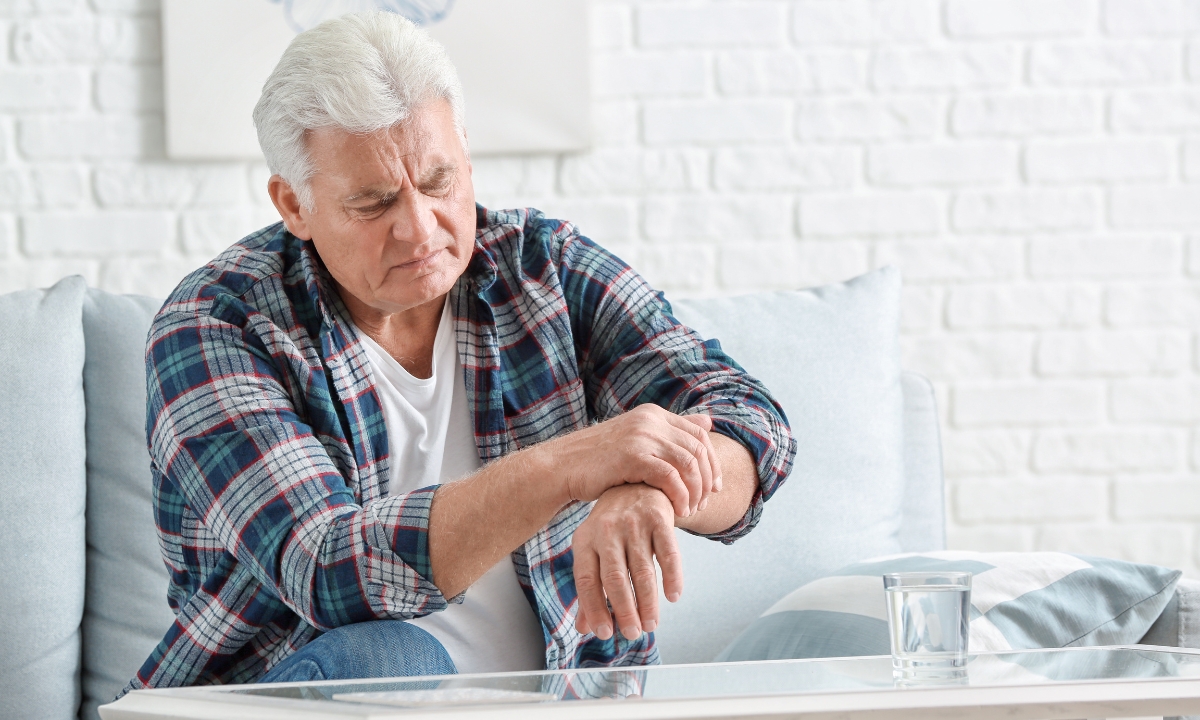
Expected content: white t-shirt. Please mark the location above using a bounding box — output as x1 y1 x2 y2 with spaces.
354 299 546 675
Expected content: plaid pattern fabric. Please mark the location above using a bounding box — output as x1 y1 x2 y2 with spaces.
125 205 796 694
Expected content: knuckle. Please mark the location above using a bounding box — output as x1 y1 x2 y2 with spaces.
653 462 678 483
602 569 629 587
630 407 655 426
657 547 682 566
629 566 657 585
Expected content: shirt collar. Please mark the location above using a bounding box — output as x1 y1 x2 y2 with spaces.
468 203 498 297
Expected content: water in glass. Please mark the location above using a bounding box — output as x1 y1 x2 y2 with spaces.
885 582 970 676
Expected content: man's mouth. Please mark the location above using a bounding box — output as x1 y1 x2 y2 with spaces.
400 249 444 269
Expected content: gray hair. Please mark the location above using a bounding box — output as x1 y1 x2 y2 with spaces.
253 11 466 211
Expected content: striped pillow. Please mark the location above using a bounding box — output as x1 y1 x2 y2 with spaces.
716 551 1181 662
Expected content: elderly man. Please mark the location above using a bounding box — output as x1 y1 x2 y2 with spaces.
126 11 794 691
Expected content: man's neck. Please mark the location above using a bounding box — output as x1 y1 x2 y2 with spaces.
340 286 447 380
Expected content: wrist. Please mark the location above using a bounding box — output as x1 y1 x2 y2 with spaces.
523 442 572 508
596 482 675 519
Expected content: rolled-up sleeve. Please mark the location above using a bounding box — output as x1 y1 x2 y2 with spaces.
553 228 797 544
146 308 448 631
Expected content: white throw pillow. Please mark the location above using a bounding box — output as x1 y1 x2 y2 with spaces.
718 551 1181 662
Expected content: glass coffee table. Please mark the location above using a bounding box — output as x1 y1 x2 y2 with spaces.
100 646 1200 719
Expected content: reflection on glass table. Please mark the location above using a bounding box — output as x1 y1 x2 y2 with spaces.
218 646 1200 709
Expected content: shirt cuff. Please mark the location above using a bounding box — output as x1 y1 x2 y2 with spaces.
681 401 796 544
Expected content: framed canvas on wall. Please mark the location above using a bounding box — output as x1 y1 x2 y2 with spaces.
161 0 591 159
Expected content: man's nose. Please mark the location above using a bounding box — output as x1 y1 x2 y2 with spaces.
391 191 436 246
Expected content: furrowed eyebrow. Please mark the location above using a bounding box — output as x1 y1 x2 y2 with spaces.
417 163 456 190
343 188 398 204
342 163 455 204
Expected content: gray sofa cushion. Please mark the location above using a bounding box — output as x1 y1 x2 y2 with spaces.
656 267 905 664
81 290 175 720
0 276 88 720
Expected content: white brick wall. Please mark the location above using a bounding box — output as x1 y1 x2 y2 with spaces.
945 0 1094 38
3 0 1200 576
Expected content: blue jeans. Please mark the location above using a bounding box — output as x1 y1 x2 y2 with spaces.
260 621 458 683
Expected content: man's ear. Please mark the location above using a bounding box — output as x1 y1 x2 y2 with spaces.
267 175 313 240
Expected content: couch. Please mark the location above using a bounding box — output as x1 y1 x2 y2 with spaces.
1 267 1195 720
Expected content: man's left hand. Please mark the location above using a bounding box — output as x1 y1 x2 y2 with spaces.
572 483 680 642
572 429 759 642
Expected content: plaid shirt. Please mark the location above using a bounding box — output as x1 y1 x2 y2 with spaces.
126 205 796 693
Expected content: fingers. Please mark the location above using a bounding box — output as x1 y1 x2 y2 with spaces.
563 405 722 516
679 414 723 494
573 545 613 640
680 412 713 432
600 546 642 641
573 485 680 644
675 418 719 504
659 413 720 511
627 542 660 633
653 518 684 604
677 424 714 511
642 457 691 517
658 427 709 515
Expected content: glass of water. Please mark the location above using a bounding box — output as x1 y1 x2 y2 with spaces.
883 571 972 680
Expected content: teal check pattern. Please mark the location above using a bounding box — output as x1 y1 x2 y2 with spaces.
125 205 796 693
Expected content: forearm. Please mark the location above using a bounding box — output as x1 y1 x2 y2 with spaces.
674 432 757 535
428 443 570 598
428 404 730 600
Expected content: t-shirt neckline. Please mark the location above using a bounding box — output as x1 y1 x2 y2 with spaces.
352 297 451 390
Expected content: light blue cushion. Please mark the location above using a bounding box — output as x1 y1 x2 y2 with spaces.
0 276 88 720
656 267 905 664
898 372 944 553
718 551 1182 662
81 289 175 720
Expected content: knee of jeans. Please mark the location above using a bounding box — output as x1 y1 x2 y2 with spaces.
380 622 458 675
276 657 327 683
322 621 457 677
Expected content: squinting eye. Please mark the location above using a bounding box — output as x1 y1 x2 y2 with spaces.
349 205 387 218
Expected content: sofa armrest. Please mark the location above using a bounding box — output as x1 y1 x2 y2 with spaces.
1128 578 1200 720
1140 577 1200 649
1138 579 1200 720
0 276 89 720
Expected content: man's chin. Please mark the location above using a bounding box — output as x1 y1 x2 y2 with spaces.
376 275 455 311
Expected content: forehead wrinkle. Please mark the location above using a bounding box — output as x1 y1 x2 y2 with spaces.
310 104 462 204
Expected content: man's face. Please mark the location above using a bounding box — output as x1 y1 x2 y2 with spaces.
279 99 476 317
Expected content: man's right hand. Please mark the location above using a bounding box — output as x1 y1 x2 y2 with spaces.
531 405 722 518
